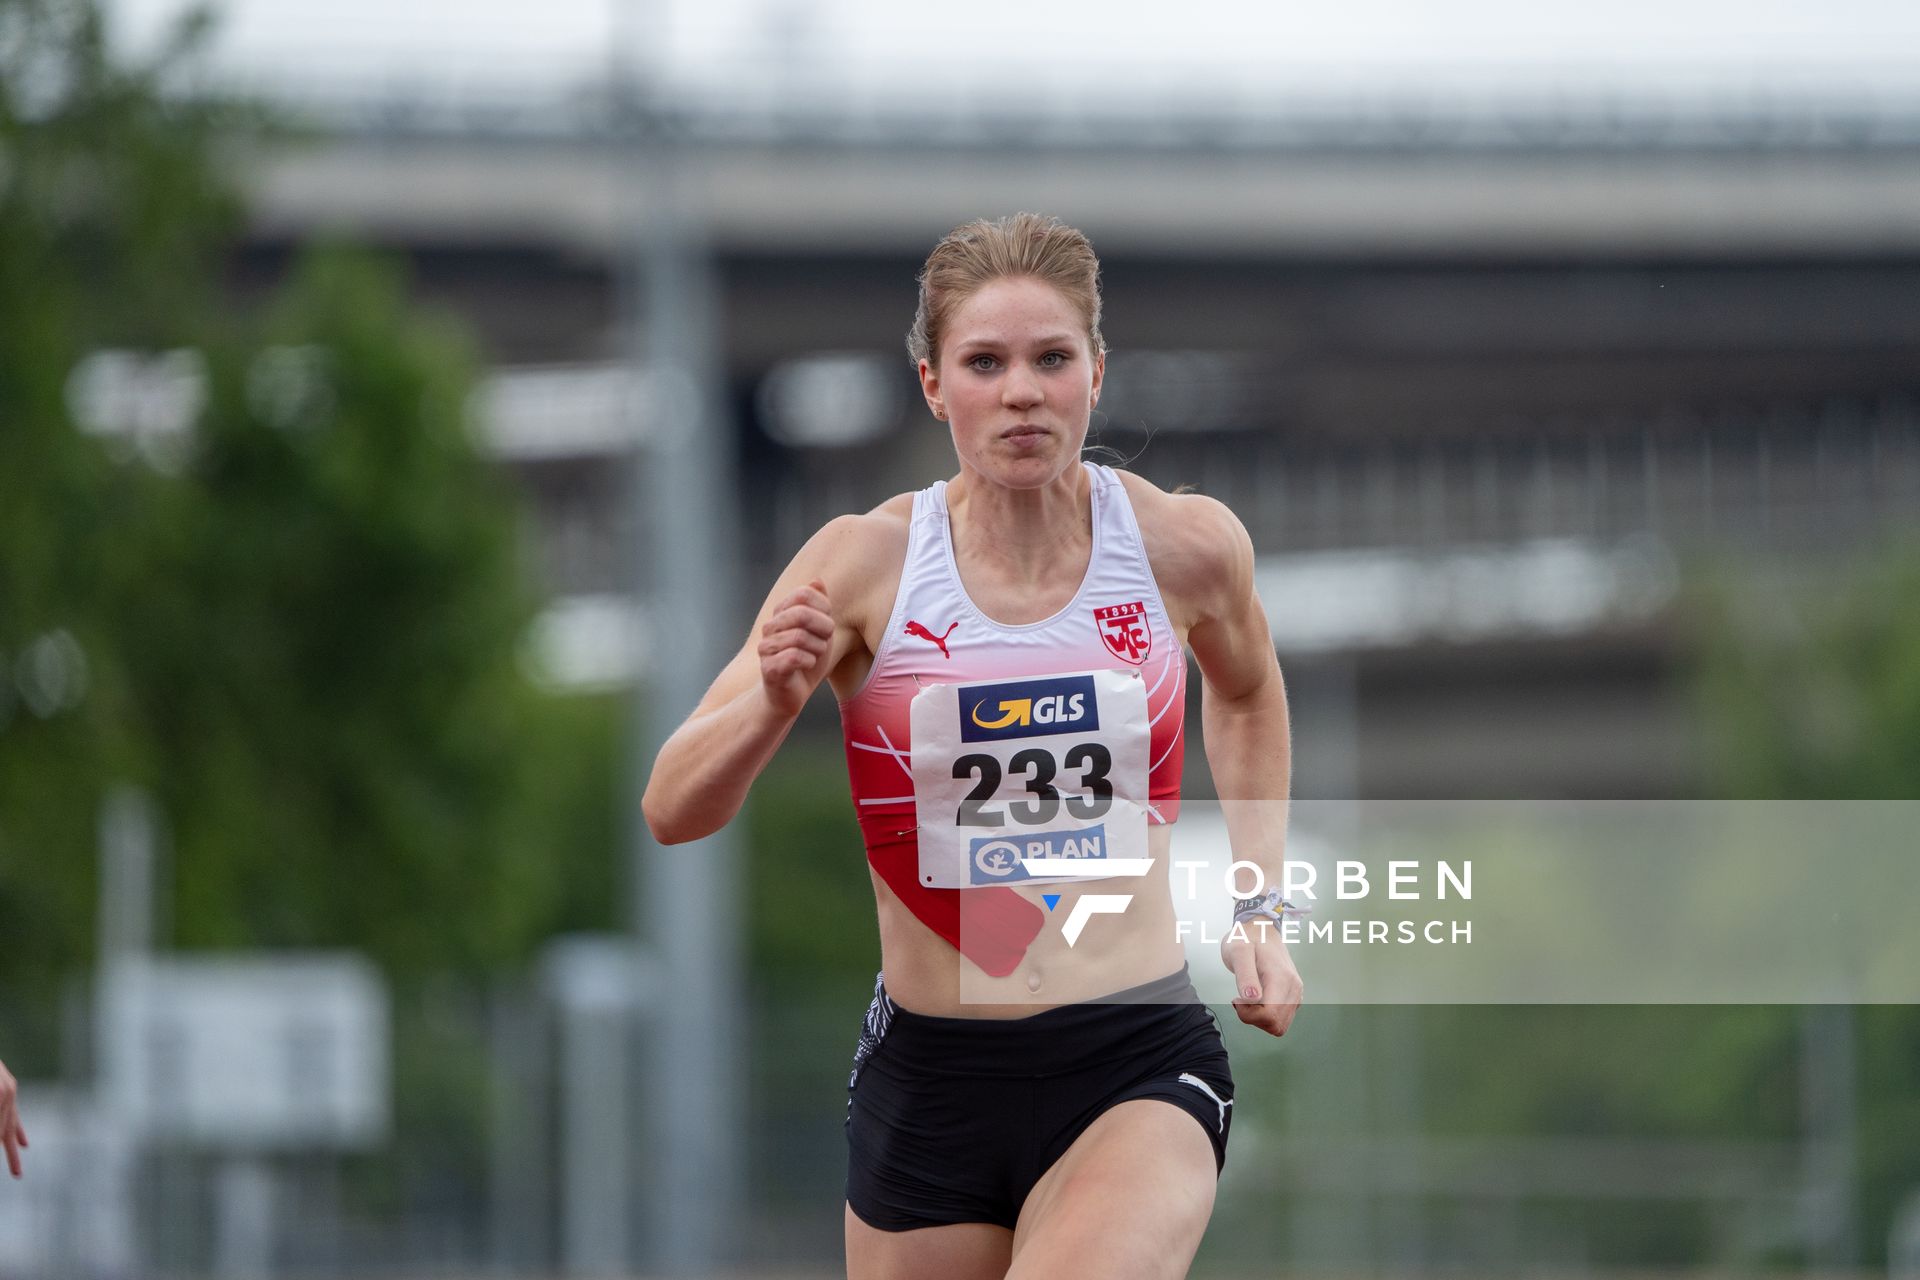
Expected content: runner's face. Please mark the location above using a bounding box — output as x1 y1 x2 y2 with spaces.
920 276 1103 488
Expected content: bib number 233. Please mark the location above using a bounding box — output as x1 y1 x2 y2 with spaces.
910 668 1151 888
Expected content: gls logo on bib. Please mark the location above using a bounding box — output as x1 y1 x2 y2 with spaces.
958 675 1099 743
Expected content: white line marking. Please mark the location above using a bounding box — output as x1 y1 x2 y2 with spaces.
1143 648 1173 699
1149 716 1184 774
874 724 914 782
1148 656 1184 728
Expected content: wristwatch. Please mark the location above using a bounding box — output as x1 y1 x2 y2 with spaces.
1232 886 1307 926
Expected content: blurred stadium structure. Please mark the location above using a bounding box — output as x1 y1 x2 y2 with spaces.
10 15 1920 1279
97 58 1913 809
91 71 1920 800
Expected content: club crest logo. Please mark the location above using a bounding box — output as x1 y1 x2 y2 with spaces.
1093 601 1151 665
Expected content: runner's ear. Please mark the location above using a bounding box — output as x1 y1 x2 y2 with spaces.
917 357 947 421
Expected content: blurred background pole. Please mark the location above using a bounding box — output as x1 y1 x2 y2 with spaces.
620 4 745 1274
1799 1004 1861 1268
98 785 160 967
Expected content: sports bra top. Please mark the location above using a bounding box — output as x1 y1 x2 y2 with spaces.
836 462 1186 977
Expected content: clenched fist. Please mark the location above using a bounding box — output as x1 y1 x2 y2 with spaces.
1223 927 1304 1039
758 578 836 719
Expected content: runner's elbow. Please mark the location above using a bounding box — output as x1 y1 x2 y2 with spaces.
643 795 690 845
641 781 691 845
641 780 727 845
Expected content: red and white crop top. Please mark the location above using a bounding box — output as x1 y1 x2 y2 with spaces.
837 462 1186 977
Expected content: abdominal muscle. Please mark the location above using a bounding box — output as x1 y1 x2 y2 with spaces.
867 824 1188 1018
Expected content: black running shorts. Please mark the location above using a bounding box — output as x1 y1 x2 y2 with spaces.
844 962 1236 1232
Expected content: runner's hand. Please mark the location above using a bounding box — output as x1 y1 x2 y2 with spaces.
759 578 835 719
1 1059 27 1178
1223 926 1303 1038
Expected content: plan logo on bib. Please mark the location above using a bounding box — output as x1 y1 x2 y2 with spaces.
958 675 1099 743
1094 601 1151 665
969 825 1109 884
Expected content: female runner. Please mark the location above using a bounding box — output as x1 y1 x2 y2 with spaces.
644 212 1302 1279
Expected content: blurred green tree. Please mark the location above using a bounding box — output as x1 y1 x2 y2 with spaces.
1690 539 1920 1266
1 0 246 1024
1694 542 1920 798
0 0 620 1043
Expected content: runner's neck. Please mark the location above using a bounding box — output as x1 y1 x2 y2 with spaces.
945 464 1093 587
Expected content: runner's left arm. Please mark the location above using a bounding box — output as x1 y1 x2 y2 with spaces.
1180 495 1303 1038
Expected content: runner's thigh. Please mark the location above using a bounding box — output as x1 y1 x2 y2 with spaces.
1007 1098 1217 1280
845 1204 1011 1280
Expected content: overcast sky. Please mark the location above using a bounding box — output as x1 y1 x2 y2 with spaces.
108 0 1920 103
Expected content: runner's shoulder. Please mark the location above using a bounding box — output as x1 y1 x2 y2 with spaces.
1112 469 1251 603
789 494 914 617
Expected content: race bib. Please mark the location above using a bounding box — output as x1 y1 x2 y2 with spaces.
910 668 1151 889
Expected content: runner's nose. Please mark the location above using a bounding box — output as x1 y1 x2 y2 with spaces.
1002 364 1042 409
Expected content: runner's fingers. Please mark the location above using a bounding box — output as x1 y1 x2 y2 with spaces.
1227 948 1261 1002
1257 1007 1290 1036
763 604 833 638
764 612 833 645
775 581 831 617
1231 987 1300 1038
0 1075 15 1170
1229 999 1280 1035
763 652 808 678
758 623 828 650
758 628 829 660
762 649 818 678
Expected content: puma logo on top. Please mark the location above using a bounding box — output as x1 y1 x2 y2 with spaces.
904 619 958 659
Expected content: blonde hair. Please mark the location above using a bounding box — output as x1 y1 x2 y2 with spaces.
906 212 1106 369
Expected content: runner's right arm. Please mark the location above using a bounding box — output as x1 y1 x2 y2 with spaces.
641 516 872 845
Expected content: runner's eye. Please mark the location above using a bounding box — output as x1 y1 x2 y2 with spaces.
967 354 998 372
1039 351 1067 368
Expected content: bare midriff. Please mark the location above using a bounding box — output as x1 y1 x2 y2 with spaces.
866 824 1187 1018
